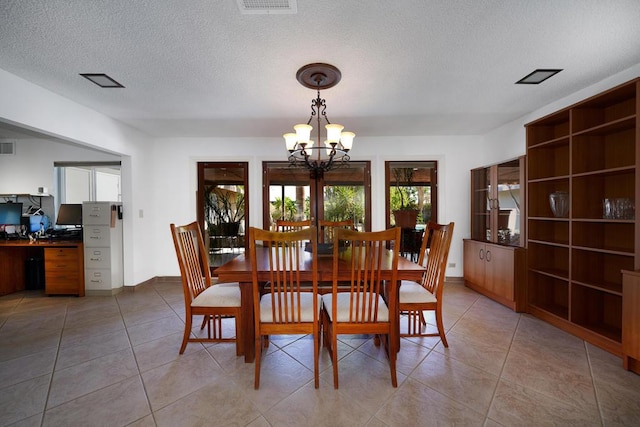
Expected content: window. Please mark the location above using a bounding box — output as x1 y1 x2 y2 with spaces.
53 162 121 216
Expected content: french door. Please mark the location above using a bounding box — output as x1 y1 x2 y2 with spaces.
262 161 371 232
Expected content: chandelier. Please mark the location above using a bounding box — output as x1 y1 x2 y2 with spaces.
284 63 355 177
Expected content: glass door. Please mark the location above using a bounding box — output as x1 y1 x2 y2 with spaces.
198 162 248 268
470 166 491 242
262 162 370 232
496 159 522 246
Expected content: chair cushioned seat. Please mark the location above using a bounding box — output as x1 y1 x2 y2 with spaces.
322 292 389 322
191 282 241 307
260 292 322 322
399 280 437 303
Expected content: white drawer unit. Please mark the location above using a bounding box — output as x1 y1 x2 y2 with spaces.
83 201 123 295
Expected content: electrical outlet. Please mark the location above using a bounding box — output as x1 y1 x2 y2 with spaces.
448 262 456 268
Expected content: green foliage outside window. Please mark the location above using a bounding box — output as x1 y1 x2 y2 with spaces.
324 186 364 225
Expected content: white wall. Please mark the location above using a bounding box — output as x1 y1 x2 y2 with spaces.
0 70 156 287
0 139 119 195
150 135 483 278
2 64 640 285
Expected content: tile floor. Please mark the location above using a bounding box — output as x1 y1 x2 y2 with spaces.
1 279 639 426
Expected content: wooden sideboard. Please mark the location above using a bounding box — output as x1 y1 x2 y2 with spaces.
0 240 84 296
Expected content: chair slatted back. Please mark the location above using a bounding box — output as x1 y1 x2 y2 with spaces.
275 219 312 232
250 226 318 324
318 219 355 244
420 222 454 297
332 227 400 323
170 222 211 302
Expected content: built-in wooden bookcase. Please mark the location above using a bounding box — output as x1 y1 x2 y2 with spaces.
526 78 639 358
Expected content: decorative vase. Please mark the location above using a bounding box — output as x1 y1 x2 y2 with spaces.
549 191 569 218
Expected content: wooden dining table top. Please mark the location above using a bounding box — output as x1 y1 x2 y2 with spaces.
214 246 426 283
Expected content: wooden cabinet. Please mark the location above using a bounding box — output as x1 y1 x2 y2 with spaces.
44 245 84 296
526 78 639 358
466 156 526 311
464 239 526 311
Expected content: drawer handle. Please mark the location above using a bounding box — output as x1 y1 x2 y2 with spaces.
90 257 101 261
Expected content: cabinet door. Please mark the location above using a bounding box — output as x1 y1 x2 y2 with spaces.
463 240 485 287
485 244 515 301
496 158 523 246
470 167 491 242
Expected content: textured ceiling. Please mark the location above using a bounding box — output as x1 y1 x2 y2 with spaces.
1 0 640 140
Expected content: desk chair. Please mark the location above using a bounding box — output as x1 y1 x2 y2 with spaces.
249 226 321 389
399 222 454 346
322 227 401 388
170 222 243 355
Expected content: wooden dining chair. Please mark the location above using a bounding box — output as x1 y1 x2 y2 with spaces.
170 222 243 355
249 226 321 389
275 219 312 232
321 227 401 388
318 219 355 243
399 221 454 346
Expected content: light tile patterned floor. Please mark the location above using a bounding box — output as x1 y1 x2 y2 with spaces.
1 280 639 426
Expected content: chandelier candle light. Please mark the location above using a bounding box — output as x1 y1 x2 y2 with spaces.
284 63 355 177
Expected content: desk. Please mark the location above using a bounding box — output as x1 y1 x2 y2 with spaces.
0 240 84 296
215 246 424 362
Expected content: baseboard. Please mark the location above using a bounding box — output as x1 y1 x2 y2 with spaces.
85 288 123 296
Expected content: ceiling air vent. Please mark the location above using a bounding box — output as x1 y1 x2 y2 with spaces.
0 141 15 155
237 0 297 14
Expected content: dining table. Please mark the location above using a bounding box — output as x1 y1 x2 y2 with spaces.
215 246 425 362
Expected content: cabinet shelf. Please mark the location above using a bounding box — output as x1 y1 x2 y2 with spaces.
528 272 569 319
570 284 622 342
571 279 622 296
573 115 636 137
527 140 569 180
572 165 635 179
529 267 569 281
526 111 570 147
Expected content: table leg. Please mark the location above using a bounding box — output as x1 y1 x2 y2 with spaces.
239 281 255 362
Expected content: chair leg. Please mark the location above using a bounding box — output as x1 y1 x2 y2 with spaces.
332 330 339 389
313 323 320 389
436 308 448 347
419 310 427 326
388 334 398 387
200 315 208 330
180 314 193 354
254 335 262 389
234 313 243 356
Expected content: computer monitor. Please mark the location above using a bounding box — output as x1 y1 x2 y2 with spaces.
56 204 83 227
0 202 23 226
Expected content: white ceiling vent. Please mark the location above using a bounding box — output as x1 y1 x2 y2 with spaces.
0 141 15 155
237 0 297 14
